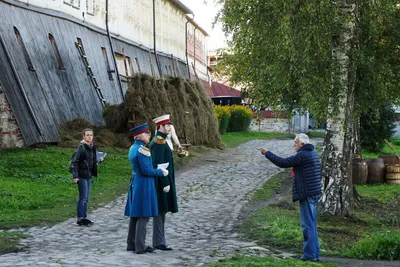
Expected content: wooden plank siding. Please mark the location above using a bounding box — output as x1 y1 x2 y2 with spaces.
0 1 190 146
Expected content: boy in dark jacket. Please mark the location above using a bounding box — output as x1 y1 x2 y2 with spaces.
259 133 321 262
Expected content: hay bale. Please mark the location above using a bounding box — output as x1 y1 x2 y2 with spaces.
58 118 131 149
112 74 223 148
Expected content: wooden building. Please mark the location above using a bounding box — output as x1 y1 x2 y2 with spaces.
0 0 210 147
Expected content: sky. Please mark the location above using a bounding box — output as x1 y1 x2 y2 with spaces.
179 0 227 51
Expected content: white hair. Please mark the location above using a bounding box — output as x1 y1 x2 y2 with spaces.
134 132 147 140
295 133 310 145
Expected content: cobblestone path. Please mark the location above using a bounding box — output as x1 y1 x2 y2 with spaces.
0 139 297 267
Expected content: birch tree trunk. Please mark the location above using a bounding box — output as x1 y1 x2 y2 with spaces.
319 1 358 216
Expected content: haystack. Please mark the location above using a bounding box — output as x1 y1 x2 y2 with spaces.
104 74 223 149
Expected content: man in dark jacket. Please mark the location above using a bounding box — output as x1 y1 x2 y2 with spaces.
259 133 321 262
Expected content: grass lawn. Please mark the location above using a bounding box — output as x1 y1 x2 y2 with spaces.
221 132 294 148
209 255 338 267
234 172 400 263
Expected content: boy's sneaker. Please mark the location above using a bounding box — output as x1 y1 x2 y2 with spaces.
81 219 93 225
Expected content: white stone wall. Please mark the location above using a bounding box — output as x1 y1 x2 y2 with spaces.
0 87 24 148
250 118 290 133
187 21 209 81
14 0 188 60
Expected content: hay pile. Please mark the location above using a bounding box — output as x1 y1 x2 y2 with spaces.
104 74 223 149
58 118 131 148
59 74 223 149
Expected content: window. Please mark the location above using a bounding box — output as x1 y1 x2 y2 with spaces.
124 56 134 76
49 34 65 70
13 27 35 71
135 58 141 73
115 53 133 77
101 47 114 80
64 0 80 9
86 0 94 15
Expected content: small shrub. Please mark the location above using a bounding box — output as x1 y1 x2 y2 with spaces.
227 105 253 132
361 104 396 152
214 105 231 135
346 232 400 260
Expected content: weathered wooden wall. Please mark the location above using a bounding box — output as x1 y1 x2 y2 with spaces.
0 1 189 145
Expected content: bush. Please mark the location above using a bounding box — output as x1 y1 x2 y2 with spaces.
227 105 253 132
346 232 400 260
214 105 231 135
361 104 396 152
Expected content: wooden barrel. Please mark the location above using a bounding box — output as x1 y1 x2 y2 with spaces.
352 160 368 185
378 155 400 165
386 164 400 185
364 158 385 184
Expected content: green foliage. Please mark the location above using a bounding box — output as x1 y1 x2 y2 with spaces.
216 0 400 121
221 132 294 148
361 136 400 158
226 105 253 132
360 104 396 152
345 232 400 260
214 105 231 135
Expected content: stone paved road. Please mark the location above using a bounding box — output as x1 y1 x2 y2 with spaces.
0 139 297 267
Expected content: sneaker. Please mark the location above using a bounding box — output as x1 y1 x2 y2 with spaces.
76 219 83 226
81 219 93 226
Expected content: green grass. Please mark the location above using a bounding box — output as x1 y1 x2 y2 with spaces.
306 131 326 138
361 137 400 158
355 184 400 204
0 145 131 254
0 146 131 229
208 255 338 267
221 132 294 148
236 172 400 262
0 232 28 254
251 172 284 201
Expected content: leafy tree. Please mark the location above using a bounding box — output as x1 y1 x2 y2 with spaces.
360 104 396 152
216 0 400 215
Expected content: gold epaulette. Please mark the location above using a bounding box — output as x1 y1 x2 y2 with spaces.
154 136 166 145
138 146 151 157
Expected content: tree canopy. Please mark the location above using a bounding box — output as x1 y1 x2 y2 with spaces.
216 0 400 121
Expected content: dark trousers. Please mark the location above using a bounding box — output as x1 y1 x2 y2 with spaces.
152 212 166 246
127 217 150 254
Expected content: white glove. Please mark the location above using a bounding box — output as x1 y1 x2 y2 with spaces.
162 169 169 176
163 185 170 193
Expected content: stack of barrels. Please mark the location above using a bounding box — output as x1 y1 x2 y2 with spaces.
352 155 400 185
379 155 400 185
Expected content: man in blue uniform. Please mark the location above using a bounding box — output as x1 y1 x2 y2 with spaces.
150 114 178 251
259 133 322 262
124 123 169 254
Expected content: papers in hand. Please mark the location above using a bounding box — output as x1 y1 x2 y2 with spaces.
157 162 169 170
96 152 107 164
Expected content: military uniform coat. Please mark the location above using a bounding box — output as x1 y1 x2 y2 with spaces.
124 140 163 218
150 132 178 213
